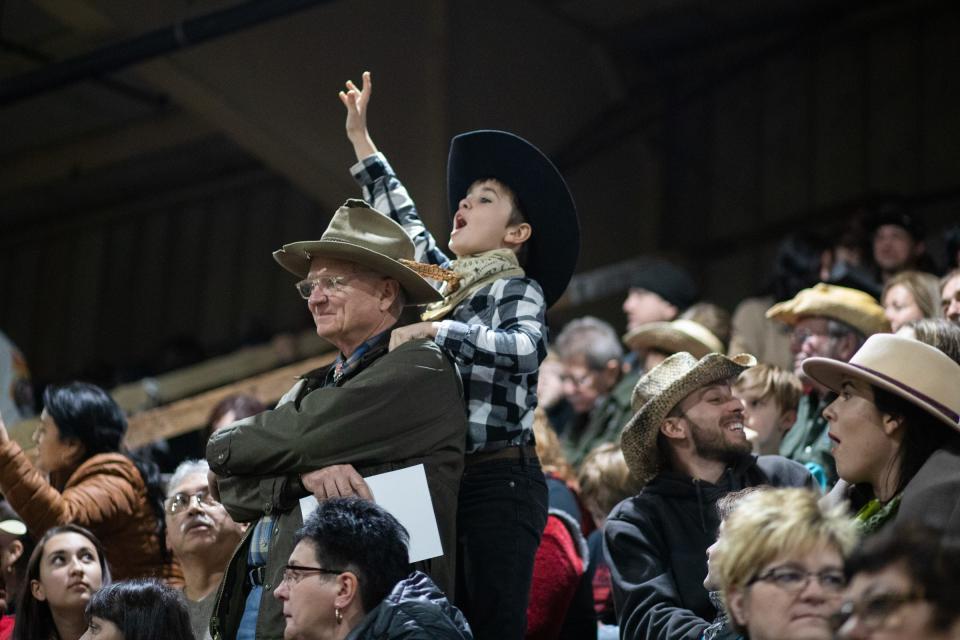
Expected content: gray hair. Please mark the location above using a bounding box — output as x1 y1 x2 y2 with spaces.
166 459 210 497
555 316 623 369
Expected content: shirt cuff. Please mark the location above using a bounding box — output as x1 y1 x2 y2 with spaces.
349 152 393 186
435 319 469 348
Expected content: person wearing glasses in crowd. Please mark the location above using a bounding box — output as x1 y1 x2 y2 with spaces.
206 200 467 640
766 283 889 487
163 460 244 640
711 488 858 640
273 498 471 640
834 526 960 640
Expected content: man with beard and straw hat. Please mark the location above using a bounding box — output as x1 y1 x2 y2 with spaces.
604 351 815 640
338 71 579 640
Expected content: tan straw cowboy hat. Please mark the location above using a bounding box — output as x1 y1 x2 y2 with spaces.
620 351 756 484
623 319 724 359
273 199 441 306
766 283 889 336
802 334 960 431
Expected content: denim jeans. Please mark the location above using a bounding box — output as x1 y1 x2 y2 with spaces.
455 457 548 640
236 585 262 640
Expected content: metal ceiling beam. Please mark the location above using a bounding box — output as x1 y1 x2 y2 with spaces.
0 0 332 107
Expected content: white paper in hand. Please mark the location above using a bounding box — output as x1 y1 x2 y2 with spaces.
299 464 443 563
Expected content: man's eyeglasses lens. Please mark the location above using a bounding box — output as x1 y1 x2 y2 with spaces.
165 490 217 515
295 276 348 299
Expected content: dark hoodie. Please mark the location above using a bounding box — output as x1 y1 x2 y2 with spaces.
346 571 473 640
603 455 813 640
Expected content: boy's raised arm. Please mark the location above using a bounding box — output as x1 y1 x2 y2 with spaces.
340 71 378 161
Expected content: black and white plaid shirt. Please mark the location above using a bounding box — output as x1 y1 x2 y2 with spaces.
351 153 547 453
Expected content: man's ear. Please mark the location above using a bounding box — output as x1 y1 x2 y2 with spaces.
7 539 24 566
503 223 532 248
660 416 687 442
727 588 749 627
378 278 401 312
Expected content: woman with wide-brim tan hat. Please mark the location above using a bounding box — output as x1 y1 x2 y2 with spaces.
802 333 960 536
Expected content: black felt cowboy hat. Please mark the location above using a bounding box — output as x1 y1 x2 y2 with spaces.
446 130 580 307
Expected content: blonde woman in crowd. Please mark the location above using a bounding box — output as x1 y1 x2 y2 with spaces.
880 270 940 332
712 488 858 640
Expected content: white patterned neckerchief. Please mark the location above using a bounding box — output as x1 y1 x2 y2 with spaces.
421 249 525 321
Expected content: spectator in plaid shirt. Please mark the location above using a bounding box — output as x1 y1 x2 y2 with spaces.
337 71 579 640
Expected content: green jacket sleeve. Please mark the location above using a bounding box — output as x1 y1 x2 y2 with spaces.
207 340 464 478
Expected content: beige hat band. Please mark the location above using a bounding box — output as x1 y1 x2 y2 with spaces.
850 362 960 425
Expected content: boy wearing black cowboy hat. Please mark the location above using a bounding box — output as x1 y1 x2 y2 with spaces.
339 71 579 640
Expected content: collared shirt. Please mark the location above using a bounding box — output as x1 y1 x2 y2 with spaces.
352 153 547 453
246 333 390 571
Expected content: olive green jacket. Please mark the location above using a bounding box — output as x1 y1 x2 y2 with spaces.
206 339 467 640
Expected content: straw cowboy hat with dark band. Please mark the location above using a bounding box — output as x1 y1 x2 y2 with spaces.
766 283 889 336
621 351 757 484
623 319 724 359
447 130 580 307
802 334 960 431
273 199 442 306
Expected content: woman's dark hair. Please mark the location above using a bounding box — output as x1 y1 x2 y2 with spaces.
295 497 410 613
42 382 170 569
846 525 960 631
204 393 265 441
769 233 830 302
85 579 195 640
874 386 960 498
13 525 111 640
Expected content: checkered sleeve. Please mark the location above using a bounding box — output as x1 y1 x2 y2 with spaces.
435 277 547 375
350 152 452 268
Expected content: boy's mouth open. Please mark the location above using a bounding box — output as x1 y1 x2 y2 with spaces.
452 212 467 234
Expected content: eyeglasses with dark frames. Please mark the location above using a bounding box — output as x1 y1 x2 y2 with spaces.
747 565 847 594
277 563 345 587
830 590 924 632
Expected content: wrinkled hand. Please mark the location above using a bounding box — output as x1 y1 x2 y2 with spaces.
301 464 372 501
389 321 439 352
207 470 221 503
338 71 378 159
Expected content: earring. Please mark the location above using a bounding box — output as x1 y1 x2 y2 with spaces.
335 607 342 624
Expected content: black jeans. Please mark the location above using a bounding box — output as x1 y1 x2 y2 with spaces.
455 456 549 640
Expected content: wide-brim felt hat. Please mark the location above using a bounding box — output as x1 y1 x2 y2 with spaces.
802 334 960 431
623 319 724 359
447 130 580 307
621 351 756 484
766 282 889 337
273 199 441 306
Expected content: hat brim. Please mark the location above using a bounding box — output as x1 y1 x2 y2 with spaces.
620 353 756 483
447 130 579 307
0 519 26 536
273 239 442 306
623 324 721 359
802 357 960 431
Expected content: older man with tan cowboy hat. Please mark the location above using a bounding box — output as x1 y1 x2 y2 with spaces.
206 199 467 640
603 351 813 640
765 282 889 488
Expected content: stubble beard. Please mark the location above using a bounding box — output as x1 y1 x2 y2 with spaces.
688 416 753 465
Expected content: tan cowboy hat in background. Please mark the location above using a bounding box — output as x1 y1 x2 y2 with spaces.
766 282 889 336
620 351 757 484
802 333 960 431
623 319 724 359
273 199 441 306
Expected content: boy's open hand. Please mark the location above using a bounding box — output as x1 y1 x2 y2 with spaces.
389 321 440 351
339 71 378 160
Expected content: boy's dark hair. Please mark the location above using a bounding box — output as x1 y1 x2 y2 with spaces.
846 526 960 631
477 176 529 267
85 579 194 640
295 498 410 612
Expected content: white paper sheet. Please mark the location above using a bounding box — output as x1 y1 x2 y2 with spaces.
299 463 443 563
